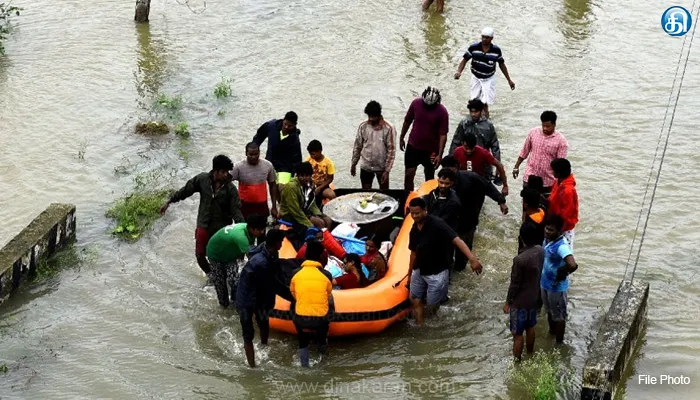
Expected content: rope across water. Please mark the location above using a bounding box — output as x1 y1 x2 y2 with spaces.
623 1 699 284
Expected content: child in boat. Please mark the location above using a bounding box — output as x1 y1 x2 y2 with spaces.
332 254 363 290
296 228 329 266
306 140 337 204
361 236 388 283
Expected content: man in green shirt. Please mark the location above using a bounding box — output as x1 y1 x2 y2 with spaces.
206 215 268 308
279 162 332 249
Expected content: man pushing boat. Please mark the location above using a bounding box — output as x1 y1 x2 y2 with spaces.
406 197 482 326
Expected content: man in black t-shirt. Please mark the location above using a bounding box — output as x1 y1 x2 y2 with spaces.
440 156 508 271
422 168 461 230
406 197 483 326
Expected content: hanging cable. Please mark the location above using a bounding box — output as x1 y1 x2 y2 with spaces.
625 3 699 284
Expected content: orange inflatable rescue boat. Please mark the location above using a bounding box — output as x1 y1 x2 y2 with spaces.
269 180 438 337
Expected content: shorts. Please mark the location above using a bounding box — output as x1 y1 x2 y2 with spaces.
241 201 270 219
195 228 211 258
360 169 385 187
404 143 436 173
541 289 568 322
470 74 497 105
509 308 538 335
238 307 270 344
410 269 449 306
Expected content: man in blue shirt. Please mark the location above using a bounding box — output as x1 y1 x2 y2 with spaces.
540 214 579 345
454 27 516 118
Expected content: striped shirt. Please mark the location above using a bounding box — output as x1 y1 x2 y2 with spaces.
230 159 276 205
518 127 568 188
351 120 397 172
463 42 504 79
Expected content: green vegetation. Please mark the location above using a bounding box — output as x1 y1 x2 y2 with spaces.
214 77 232 98
507 350 573 400
135 121 169 135
0 362 7 374
174 121 190 137
0 2 22 55
105 189 171 241
31 245 98 281
155 93 183 110
217 109 225 117
107 169 172 241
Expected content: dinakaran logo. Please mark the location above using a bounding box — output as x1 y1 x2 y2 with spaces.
662 6 693 36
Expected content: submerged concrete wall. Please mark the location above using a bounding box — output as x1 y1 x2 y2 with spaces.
581 280 650 400
0 203 76 305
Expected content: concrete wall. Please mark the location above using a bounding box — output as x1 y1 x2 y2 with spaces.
581 280 650 400
0 203 76 305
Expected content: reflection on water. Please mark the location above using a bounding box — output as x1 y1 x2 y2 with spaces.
422 12 452 66
558 0 595 42
0 56 10 96
401 13 455 76
134 23 169 103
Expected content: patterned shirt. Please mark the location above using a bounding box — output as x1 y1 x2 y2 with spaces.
518 127 568 188
351 120 397 172
307 156 336 187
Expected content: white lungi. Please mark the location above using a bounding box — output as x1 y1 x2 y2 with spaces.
470 74 497 105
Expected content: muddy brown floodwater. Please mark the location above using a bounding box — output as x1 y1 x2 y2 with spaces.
1 0 699 398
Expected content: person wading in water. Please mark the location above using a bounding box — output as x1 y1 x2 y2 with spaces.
399 87 449 192
504 223 544 361
160 155 244 283
454 28 515 118
406 197 482 326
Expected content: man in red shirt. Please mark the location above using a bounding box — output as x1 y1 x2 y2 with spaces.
548 158 579 250
453 133 509 196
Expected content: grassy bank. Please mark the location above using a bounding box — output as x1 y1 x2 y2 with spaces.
508 349 574 400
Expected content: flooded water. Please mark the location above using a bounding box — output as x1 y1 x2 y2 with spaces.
1 0 699 398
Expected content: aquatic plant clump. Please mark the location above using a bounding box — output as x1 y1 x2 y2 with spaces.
0 2 22 55
214 77 232 98
135 121 169 135
507 349 574 400
105 189 171 240
155 93 183 110
174 122 190 137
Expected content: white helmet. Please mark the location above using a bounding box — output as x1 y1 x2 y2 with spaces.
422 86 441 106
